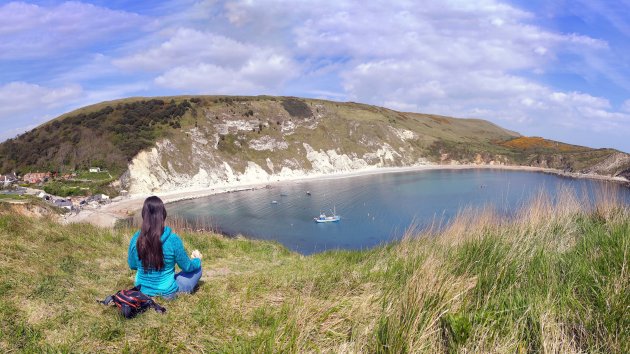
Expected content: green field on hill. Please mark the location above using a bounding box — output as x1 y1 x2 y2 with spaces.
0 192 628 353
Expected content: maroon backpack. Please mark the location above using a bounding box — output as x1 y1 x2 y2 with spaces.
100 286 166 319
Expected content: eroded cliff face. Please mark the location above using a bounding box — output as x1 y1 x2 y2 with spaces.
126 137 432 195
584 152 630 176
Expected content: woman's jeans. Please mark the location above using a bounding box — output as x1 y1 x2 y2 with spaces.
164 267 202 300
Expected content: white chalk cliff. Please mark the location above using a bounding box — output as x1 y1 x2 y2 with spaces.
125 104 436 194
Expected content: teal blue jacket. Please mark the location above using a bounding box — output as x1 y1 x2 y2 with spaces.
128 226 201 296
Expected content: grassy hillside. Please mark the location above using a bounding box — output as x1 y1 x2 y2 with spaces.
1 95 629 194
1 191 628 353
0 95 514 176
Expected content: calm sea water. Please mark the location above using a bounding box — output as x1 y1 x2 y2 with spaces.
168 169 630 254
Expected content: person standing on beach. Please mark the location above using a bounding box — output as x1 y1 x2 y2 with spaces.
127 196 203 299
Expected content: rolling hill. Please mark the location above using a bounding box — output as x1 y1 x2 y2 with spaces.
1 96 628 194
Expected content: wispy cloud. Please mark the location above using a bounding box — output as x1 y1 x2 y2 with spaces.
112 27 298 94
0 1 146 59
0 81 83 118
0 81 83 141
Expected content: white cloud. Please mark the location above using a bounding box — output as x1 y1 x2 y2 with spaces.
154 52 296 94
0 82 83 119
52 53 117 83
114 28 260 71
0 80 157 141
115 27 298 94
0 1 145 59
0 82 84 141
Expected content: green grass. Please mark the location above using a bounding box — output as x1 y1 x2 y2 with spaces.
0 194 32 201
74 171 114 181
42 173 121 197
42 181 90 197
0 192 628 353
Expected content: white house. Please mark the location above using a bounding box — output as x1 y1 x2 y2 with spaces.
89 167 101 173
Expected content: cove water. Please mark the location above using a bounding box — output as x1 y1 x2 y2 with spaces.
168 169 630 255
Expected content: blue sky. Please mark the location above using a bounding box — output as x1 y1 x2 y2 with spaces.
1 0 629 152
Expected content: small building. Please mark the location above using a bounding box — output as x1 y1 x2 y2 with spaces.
89 167 101 173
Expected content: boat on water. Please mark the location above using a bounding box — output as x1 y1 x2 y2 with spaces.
314 207 340 223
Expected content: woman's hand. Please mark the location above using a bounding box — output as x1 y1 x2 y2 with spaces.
191 249 203 259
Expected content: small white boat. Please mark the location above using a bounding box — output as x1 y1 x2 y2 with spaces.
271 200 278 204
314 207 340 223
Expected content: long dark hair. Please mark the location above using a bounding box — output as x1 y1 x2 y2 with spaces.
137 196 166 270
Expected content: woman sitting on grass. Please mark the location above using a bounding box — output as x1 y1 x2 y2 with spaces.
128 196 202 299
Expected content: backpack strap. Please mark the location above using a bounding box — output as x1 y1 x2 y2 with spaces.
150 300 167 314
99 295 114 305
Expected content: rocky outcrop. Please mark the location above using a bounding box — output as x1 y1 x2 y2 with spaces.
583 152 630 177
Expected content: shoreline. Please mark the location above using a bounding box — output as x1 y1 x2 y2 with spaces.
61 164 628 228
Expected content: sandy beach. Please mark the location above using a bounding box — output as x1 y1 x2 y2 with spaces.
61 163 628 228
